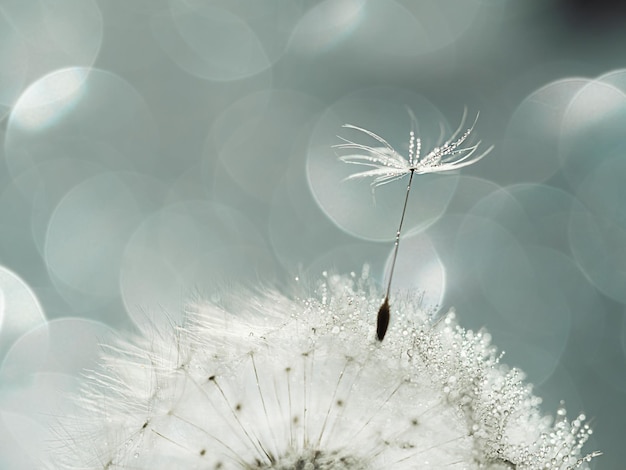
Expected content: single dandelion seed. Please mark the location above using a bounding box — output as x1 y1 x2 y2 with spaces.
335 109 494 341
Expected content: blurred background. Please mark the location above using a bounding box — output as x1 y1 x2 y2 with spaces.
0 0 625 467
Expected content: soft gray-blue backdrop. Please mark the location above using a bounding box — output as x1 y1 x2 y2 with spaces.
1 1 625 467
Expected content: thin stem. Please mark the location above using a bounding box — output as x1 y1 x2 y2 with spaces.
377 169 414 341
385 169 414 299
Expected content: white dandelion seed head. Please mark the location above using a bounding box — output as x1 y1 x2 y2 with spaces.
335 109 494 188
48 271 597 469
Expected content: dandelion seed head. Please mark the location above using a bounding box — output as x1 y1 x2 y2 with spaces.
335 109 493 188
48 271 596 469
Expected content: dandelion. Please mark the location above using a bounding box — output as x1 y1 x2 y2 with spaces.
45 110 597 469
48 270 598 469
335 110 494 340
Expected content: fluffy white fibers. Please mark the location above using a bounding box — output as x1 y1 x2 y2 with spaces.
48 272 597 469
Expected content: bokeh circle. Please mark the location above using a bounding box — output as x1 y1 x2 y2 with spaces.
307 87 469 241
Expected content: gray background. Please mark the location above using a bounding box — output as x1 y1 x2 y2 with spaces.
1 1 625 467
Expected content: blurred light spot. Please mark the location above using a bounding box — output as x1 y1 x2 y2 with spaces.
31 167 166 263
0 412 47 468
451 216 569 383
454 216 521 305
585 314 626 393
152 0 300 81
477 227 552 331
4 157 106 222
560 78 626 188
396 0 482 53
566 80 626 125
469 186 531 238
208 89 324 202
502 78 590 184
289 0 366 53
9 67 88 131
470 183 586 252
598 68 626 93
523 246 575 334
576 150 626 230
268 173 352 274
4 68 159 180
569 201 626 305
115 0 168 16
0 0 102 111
0 317 114 386
0 180 49 285
0 10 28 119
383 233 445 310
0 321 113 454
527 243 605 334
307 87 458 241
443 175 503 215
290 0 481 57
0 372 78 427
120 201 276 328
0 267 46 362
44 173 144 303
